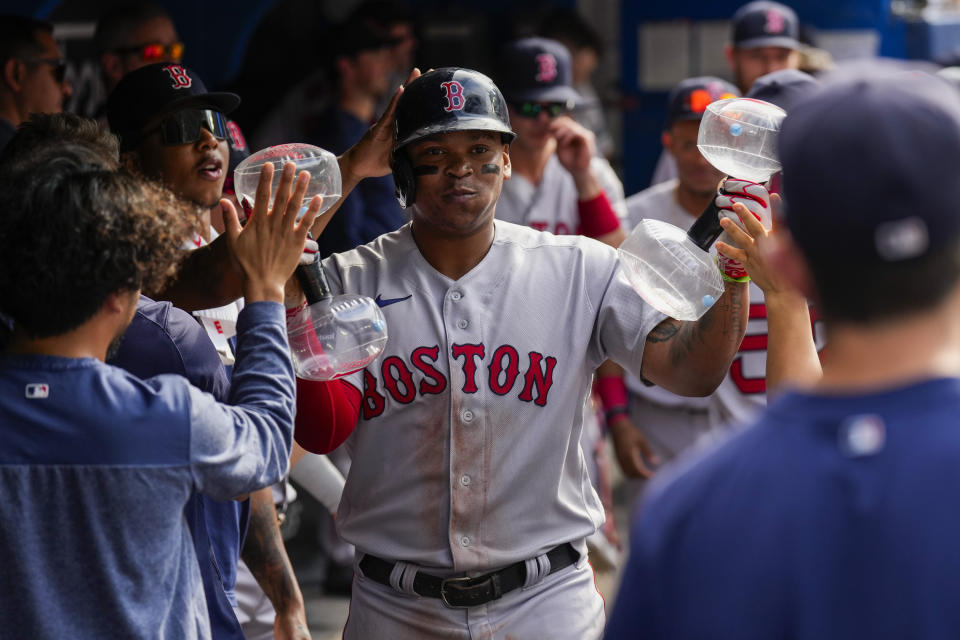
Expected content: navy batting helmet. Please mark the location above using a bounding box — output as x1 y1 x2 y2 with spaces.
391 67 515 208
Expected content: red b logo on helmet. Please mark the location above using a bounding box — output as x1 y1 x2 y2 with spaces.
535 53 558 83
163 64 192 89
441 81 465 112
226 121 247 151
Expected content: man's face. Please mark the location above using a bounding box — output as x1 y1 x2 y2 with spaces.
408 130 511 237
730 46 799 92
664 119 723 196
20 30 71 115
103 17 181 88
345 48 392 99
133 113 229 209
388 23 416 72
506 103 567 153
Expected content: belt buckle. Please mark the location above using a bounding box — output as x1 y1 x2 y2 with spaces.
439 576 475 609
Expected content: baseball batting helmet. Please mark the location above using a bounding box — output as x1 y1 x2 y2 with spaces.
391 67 516 208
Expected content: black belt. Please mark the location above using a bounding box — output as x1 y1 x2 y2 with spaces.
359 542 579 609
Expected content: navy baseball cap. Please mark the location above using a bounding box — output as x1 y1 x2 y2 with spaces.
780 70 960 263
666 76 740 128
732 1 800 50
497 37 580 105
745 69 819 112
107 63 240 152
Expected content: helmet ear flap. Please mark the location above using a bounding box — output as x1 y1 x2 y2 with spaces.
391 149 416 208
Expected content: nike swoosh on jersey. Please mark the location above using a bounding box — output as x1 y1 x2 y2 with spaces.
375 294 413 308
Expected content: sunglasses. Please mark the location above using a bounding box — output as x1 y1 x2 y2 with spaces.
512 101 572 119
27 57 67 83
151 109 228 146
114 41 185 63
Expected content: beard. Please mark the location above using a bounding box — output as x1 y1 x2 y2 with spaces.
105 330 126 361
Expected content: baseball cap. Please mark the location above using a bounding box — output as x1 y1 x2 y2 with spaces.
731 1 800 50
107 63 240 152
496 37 580 105
780 69 960 263
745 68 819 112
666 76 740 128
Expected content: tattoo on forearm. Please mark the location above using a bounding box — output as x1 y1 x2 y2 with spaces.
242 493 303 616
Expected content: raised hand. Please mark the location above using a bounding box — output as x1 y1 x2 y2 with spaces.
222 161 322 303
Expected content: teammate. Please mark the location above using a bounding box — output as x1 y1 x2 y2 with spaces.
297 67 750 638
94 2 183 93
107 63 312 638
607 68 960 640
651 0 800 185
0 15 71 153
0 131 319 636
495 36 626 247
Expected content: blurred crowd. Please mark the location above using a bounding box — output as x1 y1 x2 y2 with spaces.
6 1 960 639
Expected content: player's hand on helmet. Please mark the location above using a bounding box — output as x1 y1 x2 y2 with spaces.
608 415 660 479
716 193 793 294
340 68 422 184
223 161 322 303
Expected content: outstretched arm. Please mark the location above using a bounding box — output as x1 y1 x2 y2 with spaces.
639 280 749 397
715 193 821 396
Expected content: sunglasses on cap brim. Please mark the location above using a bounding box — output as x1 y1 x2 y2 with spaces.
114 41 185 62
512 100 574 118
150 109 228 147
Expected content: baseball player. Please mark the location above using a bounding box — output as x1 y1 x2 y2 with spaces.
297 67 751 639
607 67 960 640
495 37 626 247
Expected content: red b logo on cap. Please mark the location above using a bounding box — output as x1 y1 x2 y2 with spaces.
226 121 247 151
441 81 465 112
163 64 192 89
535 53 558 83
765 9 785 34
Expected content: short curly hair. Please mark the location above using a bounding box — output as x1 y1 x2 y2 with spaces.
0 144 192 338
0 112 120 170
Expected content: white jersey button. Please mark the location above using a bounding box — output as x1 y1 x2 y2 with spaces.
451 291 462 301
462 410 474 422
460 475 471 486
460 536 471 547
457 319 468 329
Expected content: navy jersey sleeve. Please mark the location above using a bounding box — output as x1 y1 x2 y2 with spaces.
188 302 295 500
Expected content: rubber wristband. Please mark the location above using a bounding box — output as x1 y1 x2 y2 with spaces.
715 253 751 283
577 191 621 238
604 407 629 423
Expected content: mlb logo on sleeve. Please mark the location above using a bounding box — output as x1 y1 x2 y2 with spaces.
25 383 50 399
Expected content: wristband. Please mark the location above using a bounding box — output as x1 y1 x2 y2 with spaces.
596 375 629 412
716 253 750 283
577 191 621 238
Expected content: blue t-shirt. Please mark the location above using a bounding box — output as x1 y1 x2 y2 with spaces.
607 378 960 640
0 301 294 639
109 296 248 637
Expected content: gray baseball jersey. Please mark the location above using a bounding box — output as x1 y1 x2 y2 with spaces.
497 155 627 234
322 220 664 573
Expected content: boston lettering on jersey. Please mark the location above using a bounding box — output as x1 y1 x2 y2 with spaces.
360 343 558 419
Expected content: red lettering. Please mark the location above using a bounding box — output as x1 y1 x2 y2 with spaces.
530 221 549 231
451 343 485 393
554 222 571 235
488 345 520 395
381 356 416 404
361 369 385 419
412 346 447 395
213 320 224 334
519 352 557 406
